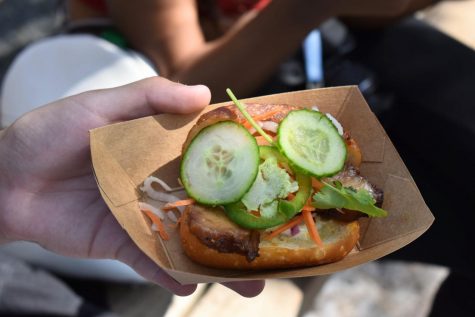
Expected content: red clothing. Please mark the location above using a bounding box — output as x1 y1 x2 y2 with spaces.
78 0 108 14
217 0 271 15
78 0 271 17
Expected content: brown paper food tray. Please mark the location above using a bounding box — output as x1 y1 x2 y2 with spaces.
90 86 434 284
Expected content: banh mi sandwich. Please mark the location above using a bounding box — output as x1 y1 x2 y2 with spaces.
140 89 387 270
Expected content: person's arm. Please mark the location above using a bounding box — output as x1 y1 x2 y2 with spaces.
108 0 445 101
107 0 336 102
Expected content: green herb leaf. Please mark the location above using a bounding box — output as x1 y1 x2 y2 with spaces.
242 156 298 218
226 88 274 145
312 182 387 217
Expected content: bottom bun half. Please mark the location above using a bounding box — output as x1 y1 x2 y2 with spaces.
179 206 360 270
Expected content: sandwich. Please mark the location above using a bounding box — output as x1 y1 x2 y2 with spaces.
141 89 387 270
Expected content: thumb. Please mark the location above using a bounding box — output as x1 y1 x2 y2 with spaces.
77 76 211 123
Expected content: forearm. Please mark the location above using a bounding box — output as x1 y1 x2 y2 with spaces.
110 0 336 102
172 0 335 101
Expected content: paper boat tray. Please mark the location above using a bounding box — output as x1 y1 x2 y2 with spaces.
90 86 434 284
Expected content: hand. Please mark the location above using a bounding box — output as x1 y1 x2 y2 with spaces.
0 77 265 297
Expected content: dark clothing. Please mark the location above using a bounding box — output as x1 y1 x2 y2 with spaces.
346 18 475 317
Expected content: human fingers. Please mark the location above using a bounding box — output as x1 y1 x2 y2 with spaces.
78 76 211 123
115 238 197 296
220 280 266 297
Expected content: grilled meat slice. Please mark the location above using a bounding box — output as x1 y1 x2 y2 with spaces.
323 164 384 207
186 204 260 261
318 165 385 222
319 209 366 223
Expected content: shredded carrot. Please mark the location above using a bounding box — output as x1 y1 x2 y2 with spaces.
142 209 170 240
278 162 294 176
242 121 253 130
265 214 304 240
250 210 261 217
286 192 296 201
162 198 195 211
255 135 271 146
312 177 325 191
167 204 190 229
302 209 323 247
251 109 280 122
306 196 313 207
301 195 315 211
241 109 280 130
301 205 315 212
167 213 182 229
241 109 280 124
345 138 362 168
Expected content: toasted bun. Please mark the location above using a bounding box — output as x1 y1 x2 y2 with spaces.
180 207 360 270
182 103 301 152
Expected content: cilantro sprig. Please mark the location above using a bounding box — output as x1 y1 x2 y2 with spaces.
312 181 387 217
226 88 274 145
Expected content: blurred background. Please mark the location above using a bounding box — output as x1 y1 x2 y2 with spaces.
0 0 474 316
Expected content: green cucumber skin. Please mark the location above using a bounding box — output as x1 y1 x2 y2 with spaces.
260 144 310 177
224 146 312 230
224 171 311 229
278 172 311 218
277 109 347 178
224 202 288 230
258 145 287 162
180 121 259 206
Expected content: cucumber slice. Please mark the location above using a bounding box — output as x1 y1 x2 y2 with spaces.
180 121 259 205
278 109 346 177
